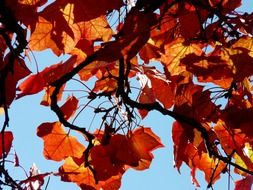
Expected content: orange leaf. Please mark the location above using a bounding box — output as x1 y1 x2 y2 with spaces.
214 120 246 155
93 78 118 93
40 85 65 106
160 38 202 76
17 56 76 98
90 126 163 180
172 121 189 170
59 156 122 190
37 122 85 161
139 42 161 63
29 16 62 55
0 131 13 159
17 74 45 99
147 71 175 109
138 85 156 118
129 127 164 170
179 10 201 39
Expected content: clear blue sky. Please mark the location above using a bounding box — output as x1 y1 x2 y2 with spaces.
1 1 253 189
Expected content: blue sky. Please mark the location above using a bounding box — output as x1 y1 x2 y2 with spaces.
1 0 253 189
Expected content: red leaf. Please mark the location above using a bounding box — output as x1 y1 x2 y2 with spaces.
3 56 31 105
59 156 122 190
60 96 79 120
234 176 253 190
0 131 14 159
90 127 163 181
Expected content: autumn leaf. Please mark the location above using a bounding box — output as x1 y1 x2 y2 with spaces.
90 126 163 180
16 74 45 99
181 53 233 89
234 175 253 190
214 120 246 155
17 56 76 98
40 85 65 106
174 82 219 123
146 69 175 109
93 78 118 93
129 127 164 170
97 9 157 62
29 16 62 55
60 96 79 120
178 7 201 39
138 84 156 119
37 122 85 161
160 38 202 76
0 131 13 159
90 145 125 181
139 41 161 63
59 156 122 190
1 55 31 105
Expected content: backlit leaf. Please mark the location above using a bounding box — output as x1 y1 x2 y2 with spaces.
234 175 253 190
37 122 85 161
59 156 122 190
0 131 13 159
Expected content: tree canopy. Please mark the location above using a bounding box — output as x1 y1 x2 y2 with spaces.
1 0 253 189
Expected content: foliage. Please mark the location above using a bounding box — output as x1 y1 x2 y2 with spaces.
0 0 253 189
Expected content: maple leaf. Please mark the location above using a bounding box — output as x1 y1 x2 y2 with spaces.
0 131 13 159
160 38 203 76
93 78 118 93
214 120 246 155
17 56 76 98
221 106 253 139
209 0 242 13
146 69 175 109
90 127 163 181
4 58 31 105
32 0 116 55
97 9 157 62
178 6 201 39
37 122 85 161
150 14 177 48
59 156 122 190
139 40 161 63
234 175 253 190
233 143 253 175
29 16 62 55
78 61 116 81
181 53 233 89
60 96 79 120
129 127 164 170
174 82 218 123
40 85 65 106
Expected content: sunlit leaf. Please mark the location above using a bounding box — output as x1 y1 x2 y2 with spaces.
37 122 85 161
